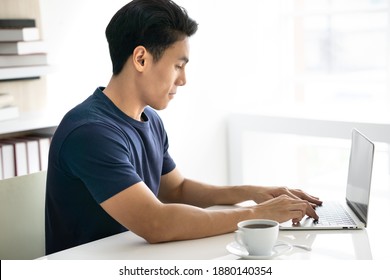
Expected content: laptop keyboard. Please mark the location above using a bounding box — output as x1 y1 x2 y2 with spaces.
315 201 356 226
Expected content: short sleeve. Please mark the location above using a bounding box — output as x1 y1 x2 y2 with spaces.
60 122 142 203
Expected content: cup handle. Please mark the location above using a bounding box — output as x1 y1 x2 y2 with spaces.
235 230 246 247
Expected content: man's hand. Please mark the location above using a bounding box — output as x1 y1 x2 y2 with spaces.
250 194 319 223
248 186 322 222
251 186 322 205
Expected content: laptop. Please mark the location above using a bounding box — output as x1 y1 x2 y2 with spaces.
280 128 375 230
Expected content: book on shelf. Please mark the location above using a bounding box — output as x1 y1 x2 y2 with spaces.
0 53 47 67
0 19 48 81
18 137 40 174
0 65 51 80
0 92 15 107
0 139 29 176
0 19 36 28
0 106 19 122
0 27 40 42
26 134 52 171
4 139 28 176
0 40 47 55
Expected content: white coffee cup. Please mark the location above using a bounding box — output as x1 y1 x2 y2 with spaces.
235 219 279 256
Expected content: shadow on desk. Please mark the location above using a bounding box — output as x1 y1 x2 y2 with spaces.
39 231 234 260
278 229 372 260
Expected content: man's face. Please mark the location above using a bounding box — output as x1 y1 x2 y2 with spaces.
140 37 190 110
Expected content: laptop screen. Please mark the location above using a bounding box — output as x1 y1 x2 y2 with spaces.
345 129 375 226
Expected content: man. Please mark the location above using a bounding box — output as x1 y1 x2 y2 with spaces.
45 0 322 255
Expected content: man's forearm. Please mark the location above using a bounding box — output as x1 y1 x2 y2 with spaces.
143 202 255 243
179 179 255 207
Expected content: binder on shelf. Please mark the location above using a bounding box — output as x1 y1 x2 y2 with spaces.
14 140 28 176
0 134 52 178
20 137 40 174
27 134 52 170
0 141 15 179
0 139 28 176
38 137 50 171
0 27 40 42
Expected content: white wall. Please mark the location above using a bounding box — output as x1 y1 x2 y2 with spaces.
39 0 283 185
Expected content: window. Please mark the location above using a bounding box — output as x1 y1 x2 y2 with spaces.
280 0 390 120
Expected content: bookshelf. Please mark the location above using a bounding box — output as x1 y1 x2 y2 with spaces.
0 0 56 178
0 0 49 112
0 111 58 139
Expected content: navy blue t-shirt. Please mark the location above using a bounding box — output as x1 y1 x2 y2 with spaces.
45 87 176 254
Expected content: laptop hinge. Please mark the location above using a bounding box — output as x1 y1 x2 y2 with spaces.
346 199 367 227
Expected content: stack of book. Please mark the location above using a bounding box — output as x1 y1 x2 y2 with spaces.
0 18 48 80
0 92 19 121
0 134 52 179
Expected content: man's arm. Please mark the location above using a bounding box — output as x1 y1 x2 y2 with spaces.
157 168 249 207
100 168 321 244
158 168 322 211
100 180 254 243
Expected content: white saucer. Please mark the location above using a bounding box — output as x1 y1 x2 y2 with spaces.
226 241 293 260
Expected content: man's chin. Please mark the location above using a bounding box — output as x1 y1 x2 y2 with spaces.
150 102 170 111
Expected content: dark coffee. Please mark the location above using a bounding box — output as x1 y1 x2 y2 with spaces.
243 224 274 229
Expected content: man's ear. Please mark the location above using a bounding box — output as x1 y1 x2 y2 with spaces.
133 46 147 72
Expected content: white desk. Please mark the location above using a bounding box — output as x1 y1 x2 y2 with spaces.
39 228 374 260
38 155 390 261
39 192 389 260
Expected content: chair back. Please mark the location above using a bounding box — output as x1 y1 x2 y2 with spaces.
0 171 47 259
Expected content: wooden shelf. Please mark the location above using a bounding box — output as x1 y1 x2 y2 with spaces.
0 111 59 138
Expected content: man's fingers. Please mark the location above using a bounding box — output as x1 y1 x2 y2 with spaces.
278 188 323 208
287 198 319 221
290 189 323 206
256 195 319 223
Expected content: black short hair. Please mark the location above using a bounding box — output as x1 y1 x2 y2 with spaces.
106 0 198 75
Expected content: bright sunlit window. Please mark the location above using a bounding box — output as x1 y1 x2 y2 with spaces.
237 0 390 192
279 0 389 120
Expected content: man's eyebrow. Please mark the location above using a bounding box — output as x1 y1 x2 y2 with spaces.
179 56 189 63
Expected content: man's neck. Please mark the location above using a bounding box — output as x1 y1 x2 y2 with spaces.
103 76 146 121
